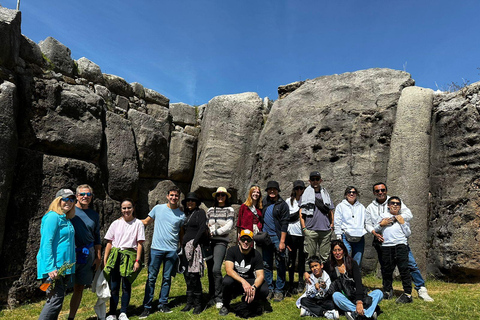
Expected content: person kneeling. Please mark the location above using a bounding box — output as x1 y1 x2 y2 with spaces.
220 229 268 318
296 256 339 319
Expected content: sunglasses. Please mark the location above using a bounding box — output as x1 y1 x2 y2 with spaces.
240 237 253 243
374 189 386 194
61 197 76 203
347 191 357 195
294 187 304 191
310 177 321 181
389 201 401 206
216 193 226 198
78 192 92 197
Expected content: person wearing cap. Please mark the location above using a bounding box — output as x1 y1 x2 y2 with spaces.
37 189 76 320
299 171 335 284
219 229 268 317
285 180 307 294
262 180 289 302
68 184 101 320
206 187 235 309
180 192 207 314
236 185 263 241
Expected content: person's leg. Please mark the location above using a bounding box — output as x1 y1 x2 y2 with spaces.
286 234 296 288
192 273 203 314
397 245 412 295
39 276 68 320
363 289 383 318
342 234 353 256
182 272 194 311
212 242 227 302
158 250 177 307
318 230 332 263
303 229 317 272
221 275 236 308
69 284 85 319
120 277 132 314
300 297 330 317
262 243 275 292
296 235 306 291
407 246 425 290
350 237 365 268
373 238 385 275
381 246 394 294
332 292 356 313
142 249 163 310
206 254 215 299
109 261 121 315
69 247 95 319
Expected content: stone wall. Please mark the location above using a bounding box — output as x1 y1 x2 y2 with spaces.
1 6 479 305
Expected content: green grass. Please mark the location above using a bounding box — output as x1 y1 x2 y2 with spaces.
1 270 479 319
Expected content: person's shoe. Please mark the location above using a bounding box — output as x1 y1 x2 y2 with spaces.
383 289 393 300
118 313 129 320
324 309 339 320
158 305 173 313
300 307 309 317
418 286 434 302
345 311 356 320
273 291 284 302
371 311 378 320
297 282 305 294
396 293 413 304
106 315 117 320
138 309 150 319
215 301 223 309
219 306 229 316
267 289 274 300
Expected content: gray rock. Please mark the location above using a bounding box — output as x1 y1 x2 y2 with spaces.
128 109 169 179
19 35 44 66
191 92 264 201
197 103 206 123
0 7 21 69
278 80 305 99
76 57 103 84
146 103 170 122
168 131 196 182
115 95 130 113
184 125 200 137
170 102 196 126
38 37 75 76
104 111 139 200
131 82 145 99
103 74 134 97
144 88 169 107
94 84 113 111
0 81 17 254
174 125 183 132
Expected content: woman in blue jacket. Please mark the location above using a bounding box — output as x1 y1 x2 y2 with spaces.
37 189 76 320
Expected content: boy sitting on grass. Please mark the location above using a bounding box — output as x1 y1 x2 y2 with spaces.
296 256 339 319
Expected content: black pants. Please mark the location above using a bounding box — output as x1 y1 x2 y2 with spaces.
222 276 268 307
286 234 305 285
381 244 412 294
300 297 335 317
184 271 202 295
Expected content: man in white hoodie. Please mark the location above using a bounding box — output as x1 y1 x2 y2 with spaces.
365 182 434 302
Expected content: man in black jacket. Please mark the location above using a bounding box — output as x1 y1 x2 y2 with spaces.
261 181 289 302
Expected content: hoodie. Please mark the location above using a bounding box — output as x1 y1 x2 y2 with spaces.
365 196 413 234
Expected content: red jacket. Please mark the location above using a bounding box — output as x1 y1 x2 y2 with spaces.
236 204 263 231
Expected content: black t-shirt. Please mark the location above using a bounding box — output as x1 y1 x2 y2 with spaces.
225 245 263 279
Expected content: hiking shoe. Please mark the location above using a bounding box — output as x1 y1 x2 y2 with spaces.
106 316 117 320
345 311 356 320
418 286 434 302
139 309 150 319
215 301 223 309
383 288 393 300
324 309 339 320
396 293 413 304
219 306 229 316
273 291 284 302
158 305 173 313
118 313 128 320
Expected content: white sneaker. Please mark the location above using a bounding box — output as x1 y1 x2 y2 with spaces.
418 286 434 301
118 313 129 320
300 307 310 317
324 309 339 320
106 315 117 320
215 301 223 309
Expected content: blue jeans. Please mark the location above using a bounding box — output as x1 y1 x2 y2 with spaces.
333 289 383 318
110 258 132 314
342 234 365 268
408 246 425 290
262 234 286 293
143 249 177 309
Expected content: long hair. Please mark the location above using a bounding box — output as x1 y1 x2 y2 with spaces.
329 240 354 274
47 196 76 219
214 196 231 207
243 186 263 209
344 186 359 200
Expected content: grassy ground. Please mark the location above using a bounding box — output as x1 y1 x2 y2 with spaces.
1 269 479 319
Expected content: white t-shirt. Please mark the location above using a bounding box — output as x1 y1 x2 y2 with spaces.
105 217 145 250
286 198 302 236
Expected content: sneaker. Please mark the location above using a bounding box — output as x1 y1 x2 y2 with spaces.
118 313 128 320
273 291 284 302
418 286 434 302
345 311 356 320
396 293 413 304
300 307 310 317
383 289 393 300
371 311 377 320
267 289 274 300
219 306 229 316
106 316 117 320
139 309 150 319
215 301 223 309
324 309 339 320
158 305 173 313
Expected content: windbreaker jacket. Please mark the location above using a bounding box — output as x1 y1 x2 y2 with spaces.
261 196 289 239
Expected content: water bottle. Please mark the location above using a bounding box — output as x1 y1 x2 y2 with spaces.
39 277 52 291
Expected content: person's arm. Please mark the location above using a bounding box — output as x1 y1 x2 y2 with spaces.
133 241 144 272
396 217 411 237
193 210 207 247
225 260 252 295
236 205 245 229
104 241 113 267
333 205 343 238
299 209 306 230
214 208 234 235
278 203 289 251
41 213 59 279
142 216 154 226
399 201 413 222
351 260 365 315
329 209 334 229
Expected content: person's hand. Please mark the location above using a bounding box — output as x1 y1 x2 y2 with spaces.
279 241 286 252
319 280 326 289
242 281 256 303
356 301 364 316
48 270 58 280
315 282 321 290
396 215 405 224
92 257 102 271
133 261 140 272
304 272 312 284
373 232 384 242
379 218 392 227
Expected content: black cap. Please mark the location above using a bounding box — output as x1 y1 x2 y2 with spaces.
181 192 202 207
293 180 305 189
309 171 321 179
265 181 281 192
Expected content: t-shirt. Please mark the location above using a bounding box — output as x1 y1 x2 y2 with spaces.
286 198 302 236
299 191 332 231
70 207 101 247
225 245 263 279
105 217 145 250
263 204 276 236
149 204 185 251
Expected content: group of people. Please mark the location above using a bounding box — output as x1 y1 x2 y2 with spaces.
36 172 434 320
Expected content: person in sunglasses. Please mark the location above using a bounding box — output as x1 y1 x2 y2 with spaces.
37 189 76 320
219 229 268 317
206 187 235 309
365 182 434 302
69 184 102 320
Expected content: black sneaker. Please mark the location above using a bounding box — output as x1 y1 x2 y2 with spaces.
158 305 173 313
139 309 151 319
219 306 229 316
345 311 356 320
267 290 274 300
396 293 413 304
383 289 393 300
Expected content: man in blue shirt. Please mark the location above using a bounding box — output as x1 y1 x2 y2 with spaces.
68 184 101 320
140 186 185 318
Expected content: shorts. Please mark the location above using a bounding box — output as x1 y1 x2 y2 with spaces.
74 246 95 285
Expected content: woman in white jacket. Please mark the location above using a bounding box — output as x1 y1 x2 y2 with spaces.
333 186 367 268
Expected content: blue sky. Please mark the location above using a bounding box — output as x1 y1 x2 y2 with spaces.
4 0 479 105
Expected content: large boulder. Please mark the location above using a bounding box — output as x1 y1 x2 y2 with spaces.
191 92 264 201
144 88 169 107
0 7 21 70
428 81 480 282
104 111 139 200
19 80 104 160
38 37 75 76
146 103 169 123
170 102 196 126
19 35 44 66
76 57 103 83
128 109 169 179
0 81 17 254
168 131 196 182
103 74 134 97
